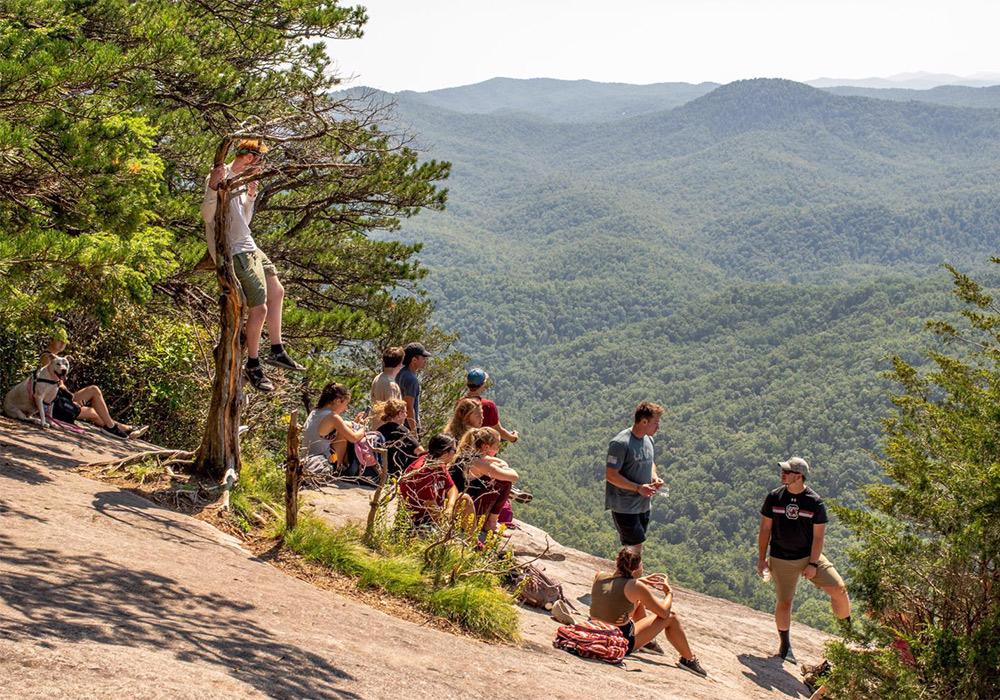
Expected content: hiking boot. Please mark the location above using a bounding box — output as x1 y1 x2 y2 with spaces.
678 656 708 678
510 487 533 504
101 423 130 440
244 364 275 392
265 349 305 372
639 638 665 655
550 599 576 625
128 425 149 439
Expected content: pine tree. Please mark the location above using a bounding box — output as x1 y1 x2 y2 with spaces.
825 262 1000 699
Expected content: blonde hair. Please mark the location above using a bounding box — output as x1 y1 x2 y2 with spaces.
375 398 407 423
457 426 500 456
234 138 268 156
445 398 482 441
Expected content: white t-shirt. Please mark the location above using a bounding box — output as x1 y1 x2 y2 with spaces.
201 164 258 261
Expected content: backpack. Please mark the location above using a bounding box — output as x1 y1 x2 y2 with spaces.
553 619 628 664
354 430 385 469
513 563 567 609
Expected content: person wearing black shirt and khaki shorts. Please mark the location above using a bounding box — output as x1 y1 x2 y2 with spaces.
757 457 851 663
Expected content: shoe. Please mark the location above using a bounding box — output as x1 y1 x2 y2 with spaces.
678 656 708 678
128 425 149 439
101 423 130 440
265 350 305 372
639 638 665 655
550 599 576 625
510 487 533 504
244 364 275 392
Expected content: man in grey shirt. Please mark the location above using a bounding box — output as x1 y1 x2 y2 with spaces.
605 401 666 550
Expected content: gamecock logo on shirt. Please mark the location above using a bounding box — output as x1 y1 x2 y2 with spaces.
785 503 800 520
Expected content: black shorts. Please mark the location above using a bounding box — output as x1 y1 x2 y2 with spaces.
618 621 636 655
612 510 650 546
51 389 81 423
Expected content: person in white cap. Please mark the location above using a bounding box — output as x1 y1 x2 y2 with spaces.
757 457 852 663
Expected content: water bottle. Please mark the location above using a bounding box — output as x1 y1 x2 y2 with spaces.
761 567 771 583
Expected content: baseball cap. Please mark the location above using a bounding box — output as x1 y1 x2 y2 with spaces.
403 342 431 364
466 368 489 387
778 457 810 477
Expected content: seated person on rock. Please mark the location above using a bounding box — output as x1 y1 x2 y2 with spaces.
375 398 424 477
40 337 147 440
302 382 366 476
589 546 708 677
457 427 519 534
398 434 473 528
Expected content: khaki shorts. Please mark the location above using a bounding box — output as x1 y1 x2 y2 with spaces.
769 554 844 602
233 249 277 308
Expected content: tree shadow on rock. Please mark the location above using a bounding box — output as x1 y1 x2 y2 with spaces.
737 653 809 697
0 534 361 699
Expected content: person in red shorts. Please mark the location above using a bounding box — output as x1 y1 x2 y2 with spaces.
399 434 473 527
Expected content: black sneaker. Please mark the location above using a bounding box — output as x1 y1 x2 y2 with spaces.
101 423 130 440
639 638 665 655
678 656 708 678
244 364 275 392
510 487 533 504
265 350 305 372
128 425 149 439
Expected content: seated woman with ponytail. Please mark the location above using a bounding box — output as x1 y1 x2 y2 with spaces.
399 434 474 527
589 547 708 677
302 383 366 476
375 398 424 476
458 427 519 534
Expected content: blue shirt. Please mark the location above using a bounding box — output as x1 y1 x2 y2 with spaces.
396 366 421 433
604 428 654 514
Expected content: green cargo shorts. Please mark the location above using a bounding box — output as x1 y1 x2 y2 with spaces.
232 249 277 308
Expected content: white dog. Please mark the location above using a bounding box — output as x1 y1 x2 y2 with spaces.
3 356 70 428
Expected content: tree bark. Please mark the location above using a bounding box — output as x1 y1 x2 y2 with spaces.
193 137 245 480
285 410 302 530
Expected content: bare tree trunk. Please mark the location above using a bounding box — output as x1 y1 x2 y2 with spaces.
285 410 302 530
193 137 245 480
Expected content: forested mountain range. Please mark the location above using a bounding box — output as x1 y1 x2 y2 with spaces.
385 78 1000 627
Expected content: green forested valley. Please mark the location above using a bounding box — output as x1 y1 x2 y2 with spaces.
385 78 1000 628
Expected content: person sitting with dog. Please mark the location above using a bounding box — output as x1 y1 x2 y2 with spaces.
302 382 366 477
589 546 708 677
38 337 147 440
202 138 304 393
398 434 474 528
375 398 424 477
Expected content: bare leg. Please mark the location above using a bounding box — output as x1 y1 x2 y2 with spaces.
264 275 284 347
775 598 793 631
824 585 851 619
246 303 267 359
633 611 694 660
72 386 125 429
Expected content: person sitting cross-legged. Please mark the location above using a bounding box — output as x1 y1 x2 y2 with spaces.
398 434 474 529
589 546 708 678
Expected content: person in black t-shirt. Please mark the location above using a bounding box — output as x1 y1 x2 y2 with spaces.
756 457 851 663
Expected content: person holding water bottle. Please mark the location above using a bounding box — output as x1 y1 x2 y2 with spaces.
757 457 852 663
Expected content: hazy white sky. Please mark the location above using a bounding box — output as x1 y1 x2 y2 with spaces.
328 0 1000 92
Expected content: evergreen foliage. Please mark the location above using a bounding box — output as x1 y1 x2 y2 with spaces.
824 263 1000 699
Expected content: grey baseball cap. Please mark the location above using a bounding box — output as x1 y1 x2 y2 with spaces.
778 457 810 477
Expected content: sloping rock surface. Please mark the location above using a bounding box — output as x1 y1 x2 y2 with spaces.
1 419 827 699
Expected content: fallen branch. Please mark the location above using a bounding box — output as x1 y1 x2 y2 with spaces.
79 449 194 471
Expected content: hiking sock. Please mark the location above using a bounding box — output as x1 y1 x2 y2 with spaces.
246 356 261 369
778 629 791 659
837 616 853 636
270 343 284 356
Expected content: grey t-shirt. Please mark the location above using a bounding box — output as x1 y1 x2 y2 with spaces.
396 366 421 433
604 428 654 514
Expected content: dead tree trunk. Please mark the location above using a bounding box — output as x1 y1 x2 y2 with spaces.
193 137 245 480
285 410 302 530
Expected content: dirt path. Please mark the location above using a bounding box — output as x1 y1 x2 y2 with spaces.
1 418 828 699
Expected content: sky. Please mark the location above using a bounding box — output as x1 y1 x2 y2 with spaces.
328 0 1000 93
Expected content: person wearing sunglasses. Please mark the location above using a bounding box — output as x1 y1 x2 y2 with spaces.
201 139 304 392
